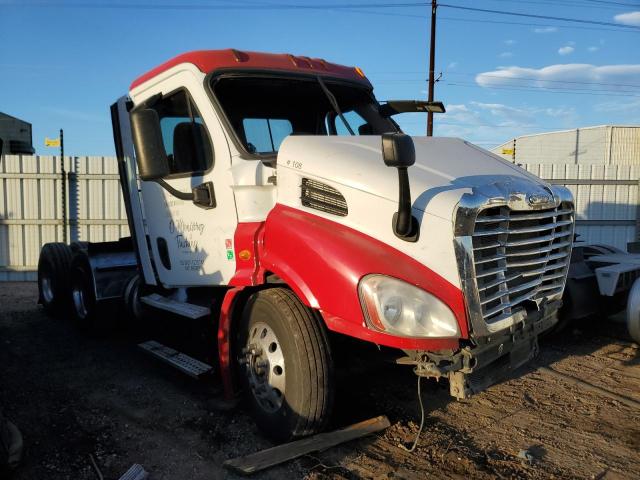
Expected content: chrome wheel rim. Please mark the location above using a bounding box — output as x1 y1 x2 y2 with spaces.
72 278 88 320
41 274 54 304
240 321 286 413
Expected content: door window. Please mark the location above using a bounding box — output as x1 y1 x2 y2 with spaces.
152 90 214 175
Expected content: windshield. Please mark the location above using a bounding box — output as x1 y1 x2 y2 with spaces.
211 75 398 155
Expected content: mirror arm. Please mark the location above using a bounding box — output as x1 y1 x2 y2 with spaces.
154 179 194 201
395 167 412 236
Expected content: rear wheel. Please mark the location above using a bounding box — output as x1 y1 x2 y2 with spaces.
236 288 334 442
37 243 73 316
69 252 101 332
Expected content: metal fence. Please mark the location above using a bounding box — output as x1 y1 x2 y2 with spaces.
0 155 129 281
0 155 638 281
524 163 640 251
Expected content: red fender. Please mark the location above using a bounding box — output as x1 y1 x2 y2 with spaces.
217 286 243 400
259 205 468 350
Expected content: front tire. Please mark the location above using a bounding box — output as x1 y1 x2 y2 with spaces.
236 288 334 442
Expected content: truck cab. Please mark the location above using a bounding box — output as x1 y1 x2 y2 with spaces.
38 49 575 441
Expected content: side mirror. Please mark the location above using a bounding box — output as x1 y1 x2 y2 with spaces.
130 108 170 180
382 132 415 168
381 133 418 242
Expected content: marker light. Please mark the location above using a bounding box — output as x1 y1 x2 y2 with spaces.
359 275 460 338
354 66 366 78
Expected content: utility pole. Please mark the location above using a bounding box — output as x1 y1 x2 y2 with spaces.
427 0 437 136
60 128 67 243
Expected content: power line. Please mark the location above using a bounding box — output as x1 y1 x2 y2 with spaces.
479 0 640 10
439 3 640 30
445 82 640 96
440 15 640 33
0 1 427 10
370 72 640 89
581 0 640 7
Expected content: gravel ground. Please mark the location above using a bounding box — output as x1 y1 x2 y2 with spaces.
0 282 638 479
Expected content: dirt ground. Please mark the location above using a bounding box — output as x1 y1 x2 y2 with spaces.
0 282 638 480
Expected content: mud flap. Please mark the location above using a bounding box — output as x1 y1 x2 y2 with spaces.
449 335 539 400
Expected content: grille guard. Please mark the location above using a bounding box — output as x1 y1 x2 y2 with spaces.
453 177 575 338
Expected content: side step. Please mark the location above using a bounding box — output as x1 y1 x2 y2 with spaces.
118 464 149 480
140 293 211 319
138 340 213 378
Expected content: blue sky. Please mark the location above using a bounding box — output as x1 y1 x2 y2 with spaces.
1 0 639 156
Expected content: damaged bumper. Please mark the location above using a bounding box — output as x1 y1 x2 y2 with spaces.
406 301 560 400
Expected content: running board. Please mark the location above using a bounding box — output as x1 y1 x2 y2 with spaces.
138 340 213 378
140 293 211 319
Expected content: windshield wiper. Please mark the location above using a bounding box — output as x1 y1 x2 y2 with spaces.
317 76 355 136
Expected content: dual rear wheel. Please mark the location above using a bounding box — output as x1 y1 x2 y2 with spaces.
37 244 103 331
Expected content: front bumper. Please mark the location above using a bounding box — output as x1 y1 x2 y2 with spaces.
406 300 560 399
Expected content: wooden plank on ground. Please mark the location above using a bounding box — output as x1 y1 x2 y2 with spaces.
223 415 391 475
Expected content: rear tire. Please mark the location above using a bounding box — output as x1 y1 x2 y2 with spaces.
69 252 102 332
236 288 334 442
37 242 73 316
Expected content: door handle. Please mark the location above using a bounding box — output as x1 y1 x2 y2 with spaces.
192 181 216 209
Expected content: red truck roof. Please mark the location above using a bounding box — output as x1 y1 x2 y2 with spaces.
130 49 371 91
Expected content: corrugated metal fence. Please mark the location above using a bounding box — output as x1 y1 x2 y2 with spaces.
524 163 640 250
0 156 638 281
0 155 129 281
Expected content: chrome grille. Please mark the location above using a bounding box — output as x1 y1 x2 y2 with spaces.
471 203 574 325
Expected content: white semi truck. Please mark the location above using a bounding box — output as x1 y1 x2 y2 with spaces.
37 49 575 441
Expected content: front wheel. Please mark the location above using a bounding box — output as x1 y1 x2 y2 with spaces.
236 288 334 442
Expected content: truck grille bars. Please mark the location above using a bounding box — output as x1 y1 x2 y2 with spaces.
454 182 575 337
471 203 574 327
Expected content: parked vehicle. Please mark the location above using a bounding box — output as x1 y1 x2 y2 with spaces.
559 240 640 341
37 49 575 441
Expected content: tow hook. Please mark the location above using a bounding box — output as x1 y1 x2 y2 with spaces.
414 361 445 379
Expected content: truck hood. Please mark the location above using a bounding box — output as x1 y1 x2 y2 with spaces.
277 135 548 217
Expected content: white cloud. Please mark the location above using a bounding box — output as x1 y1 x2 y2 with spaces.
614 11 640 26
533 26 557 33
558 46 575 55
499 52 514 58
476 63 640 88
587 46 599 52
431 101 576 147
504 39 516 45
447 61 458 70
594 98 640 114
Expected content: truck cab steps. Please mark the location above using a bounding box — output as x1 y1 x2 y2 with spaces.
140 293 211 319
138 340 213 378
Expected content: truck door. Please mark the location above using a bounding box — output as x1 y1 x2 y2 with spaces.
135 84 237 287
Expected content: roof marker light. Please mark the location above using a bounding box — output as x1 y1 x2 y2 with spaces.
299 56 314 68
316 58 329 70
230 49 247 63
355 67 366 78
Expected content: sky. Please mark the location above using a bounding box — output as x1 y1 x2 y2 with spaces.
0 0 639 156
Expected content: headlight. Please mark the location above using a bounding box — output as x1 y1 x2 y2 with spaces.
359 275 460 338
